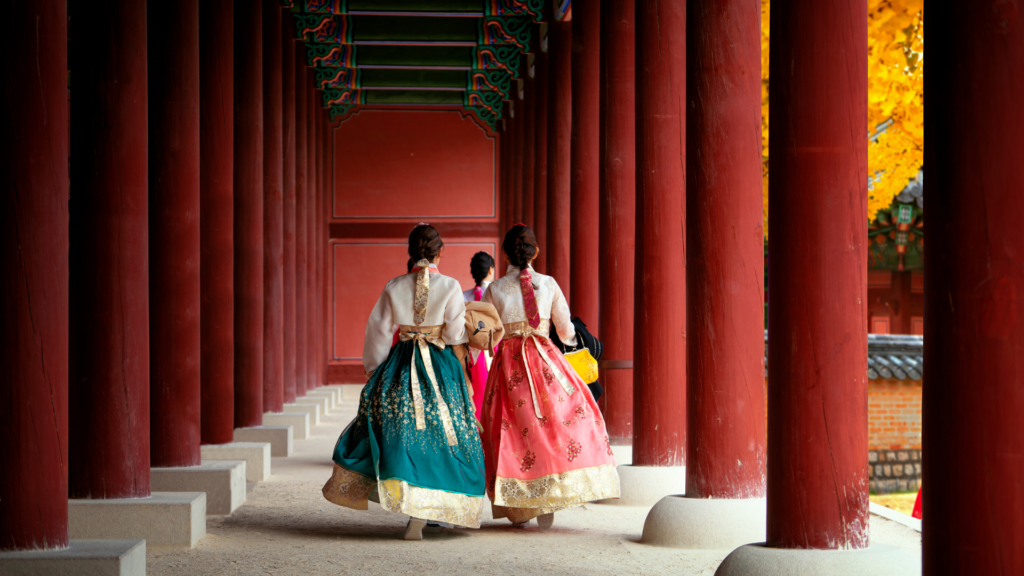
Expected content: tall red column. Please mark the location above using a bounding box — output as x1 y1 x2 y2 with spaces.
262 0 284 414
200 0 235 445
511 105 523 225
521 76 536 228
233 2 264 428
317 108 327 387
533 50 550 273
305 74 317 391
149 0 202 467
313 102 323 388
546 21 573 293
598 0 635 444
924 5 1024 574
633 0 686 466
282 10 298 404
767 0 868 549
0 0 69 550
294 49 309 397
322 109 332 386
685 0 765 498
70 0 151 497
570 1 601 329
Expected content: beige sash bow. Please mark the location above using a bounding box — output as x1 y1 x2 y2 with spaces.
503 320 577 419
398 325 459 447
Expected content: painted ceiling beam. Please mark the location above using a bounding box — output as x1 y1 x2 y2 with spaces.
295 14 533 50
298 0 544 21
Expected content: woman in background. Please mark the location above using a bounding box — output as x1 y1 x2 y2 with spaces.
463 251 495 415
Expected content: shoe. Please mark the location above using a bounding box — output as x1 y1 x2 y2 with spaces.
537 513 555 530
405 518 426 540
511 520 530 528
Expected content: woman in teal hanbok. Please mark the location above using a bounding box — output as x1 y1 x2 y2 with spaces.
322 224 486 540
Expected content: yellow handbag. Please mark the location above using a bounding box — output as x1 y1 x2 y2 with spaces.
563 347 600 384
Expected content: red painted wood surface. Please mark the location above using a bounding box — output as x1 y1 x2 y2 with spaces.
328 364 367 385
511 107 523 225
331 222 500 239
521 75 536 229
767 0 868 549
633 0 686 467
333 111 497 220
317 108 328 388
294 49 309 397
546 21 573 294
332 242 498 360
499 125 511 271
532 51 550 274
262 0 284 413
924 5 1024 573
305 72 317 391
570 0 601 332
233 1 265 427
70 0 151 497
597 0 635 445
281 11 297 405
200 0 235 445
685 0 766 498
149 0 202 467
0 0 69 549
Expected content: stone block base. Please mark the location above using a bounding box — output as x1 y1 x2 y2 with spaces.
69 492 206 548
596 465 686 507
282 402 321 426
262 412 310 439
642 496 767 549
234 425 293 457
611 444 633 465
295 394 330 415
332 384 365 401
305 389 338 410
0 539 146 576
201 442 271 482
151 461 246 515
716 543 920 576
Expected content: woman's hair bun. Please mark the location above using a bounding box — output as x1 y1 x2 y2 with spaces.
502 224 538 268
408 224 444 263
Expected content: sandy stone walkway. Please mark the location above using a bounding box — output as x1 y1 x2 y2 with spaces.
148 391 921 576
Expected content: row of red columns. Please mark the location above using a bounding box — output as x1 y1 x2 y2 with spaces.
0 0 333 550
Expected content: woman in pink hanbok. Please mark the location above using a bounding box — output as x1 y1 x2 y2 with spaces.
462 251 495 416
480 225 619 529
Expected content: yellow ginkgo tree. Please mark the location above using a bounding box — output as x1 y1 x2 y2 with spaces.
761 0 924 236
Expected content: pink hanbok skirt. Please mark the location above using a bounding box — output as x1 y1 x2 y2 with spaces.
480 329 620 523
469 348 489 416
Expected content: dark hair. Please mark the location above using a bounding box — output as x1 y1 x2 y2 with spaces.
470 251 495 286
406 258 416 274
408 224 444 263
502 224 538 268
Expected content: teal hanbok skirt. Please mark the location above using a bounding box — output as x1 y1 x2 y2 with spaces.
322 337 487 528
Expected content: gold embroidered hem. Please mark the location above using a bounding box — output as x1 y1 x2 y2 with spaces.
322 463 376 510
493 464 621 511
378 478 486 529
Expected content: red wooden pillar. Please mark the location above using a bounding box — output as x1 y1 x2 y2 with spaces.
633 0 686 466
317 108 327 387
262 0 284 414
685 0 766 497
233 1 264 428
0 0 69 549
200 0 235 446
522 75 536 228
322 109 333 386
313 102 324 388
924 5 1024 573
767 0 868 549
546 21 573 293
294 49 309 396
70 0 151 497
533 50 550 273
597 0 635 444
511 104 523 225
305 74 317 391
149 0 202 467
282 10 298 405
571 1 601 329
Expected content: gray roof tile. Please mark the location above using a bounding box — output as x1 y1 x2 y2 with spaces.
764 331 923 381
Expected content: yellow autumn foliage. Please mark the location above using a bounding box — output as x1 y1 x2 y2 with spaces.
761 0 924 236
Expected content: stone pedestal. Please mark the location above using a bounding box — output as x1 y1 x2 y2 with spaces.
263 412 310 439
597 465 686 507
0 540 146 576
295 394 329 415
282 402 321 425
151 461 246 515
201 442 272 482
234 425 294 457
69 492 206 548
305 389 338 410
330 384 364 401
642 496 767 549
716 543 920 576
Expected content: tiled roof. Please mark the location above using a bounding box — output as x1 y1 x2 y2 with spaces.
764 332 924 381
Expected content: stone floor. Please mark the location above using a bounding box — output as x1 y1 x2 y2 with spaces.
148 392 922 576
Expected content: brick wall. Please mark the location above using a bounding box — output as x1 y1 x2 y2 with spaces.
868 378 922 450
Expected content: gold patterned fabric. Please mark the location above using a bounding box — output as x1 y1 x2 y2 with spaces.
413 258 431 326
378 478 487 529
398 324 458 446
493 464 620 513
322 463 377 510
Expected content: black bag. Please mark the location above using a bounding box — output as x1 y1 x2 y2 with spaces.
550 317 604 402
